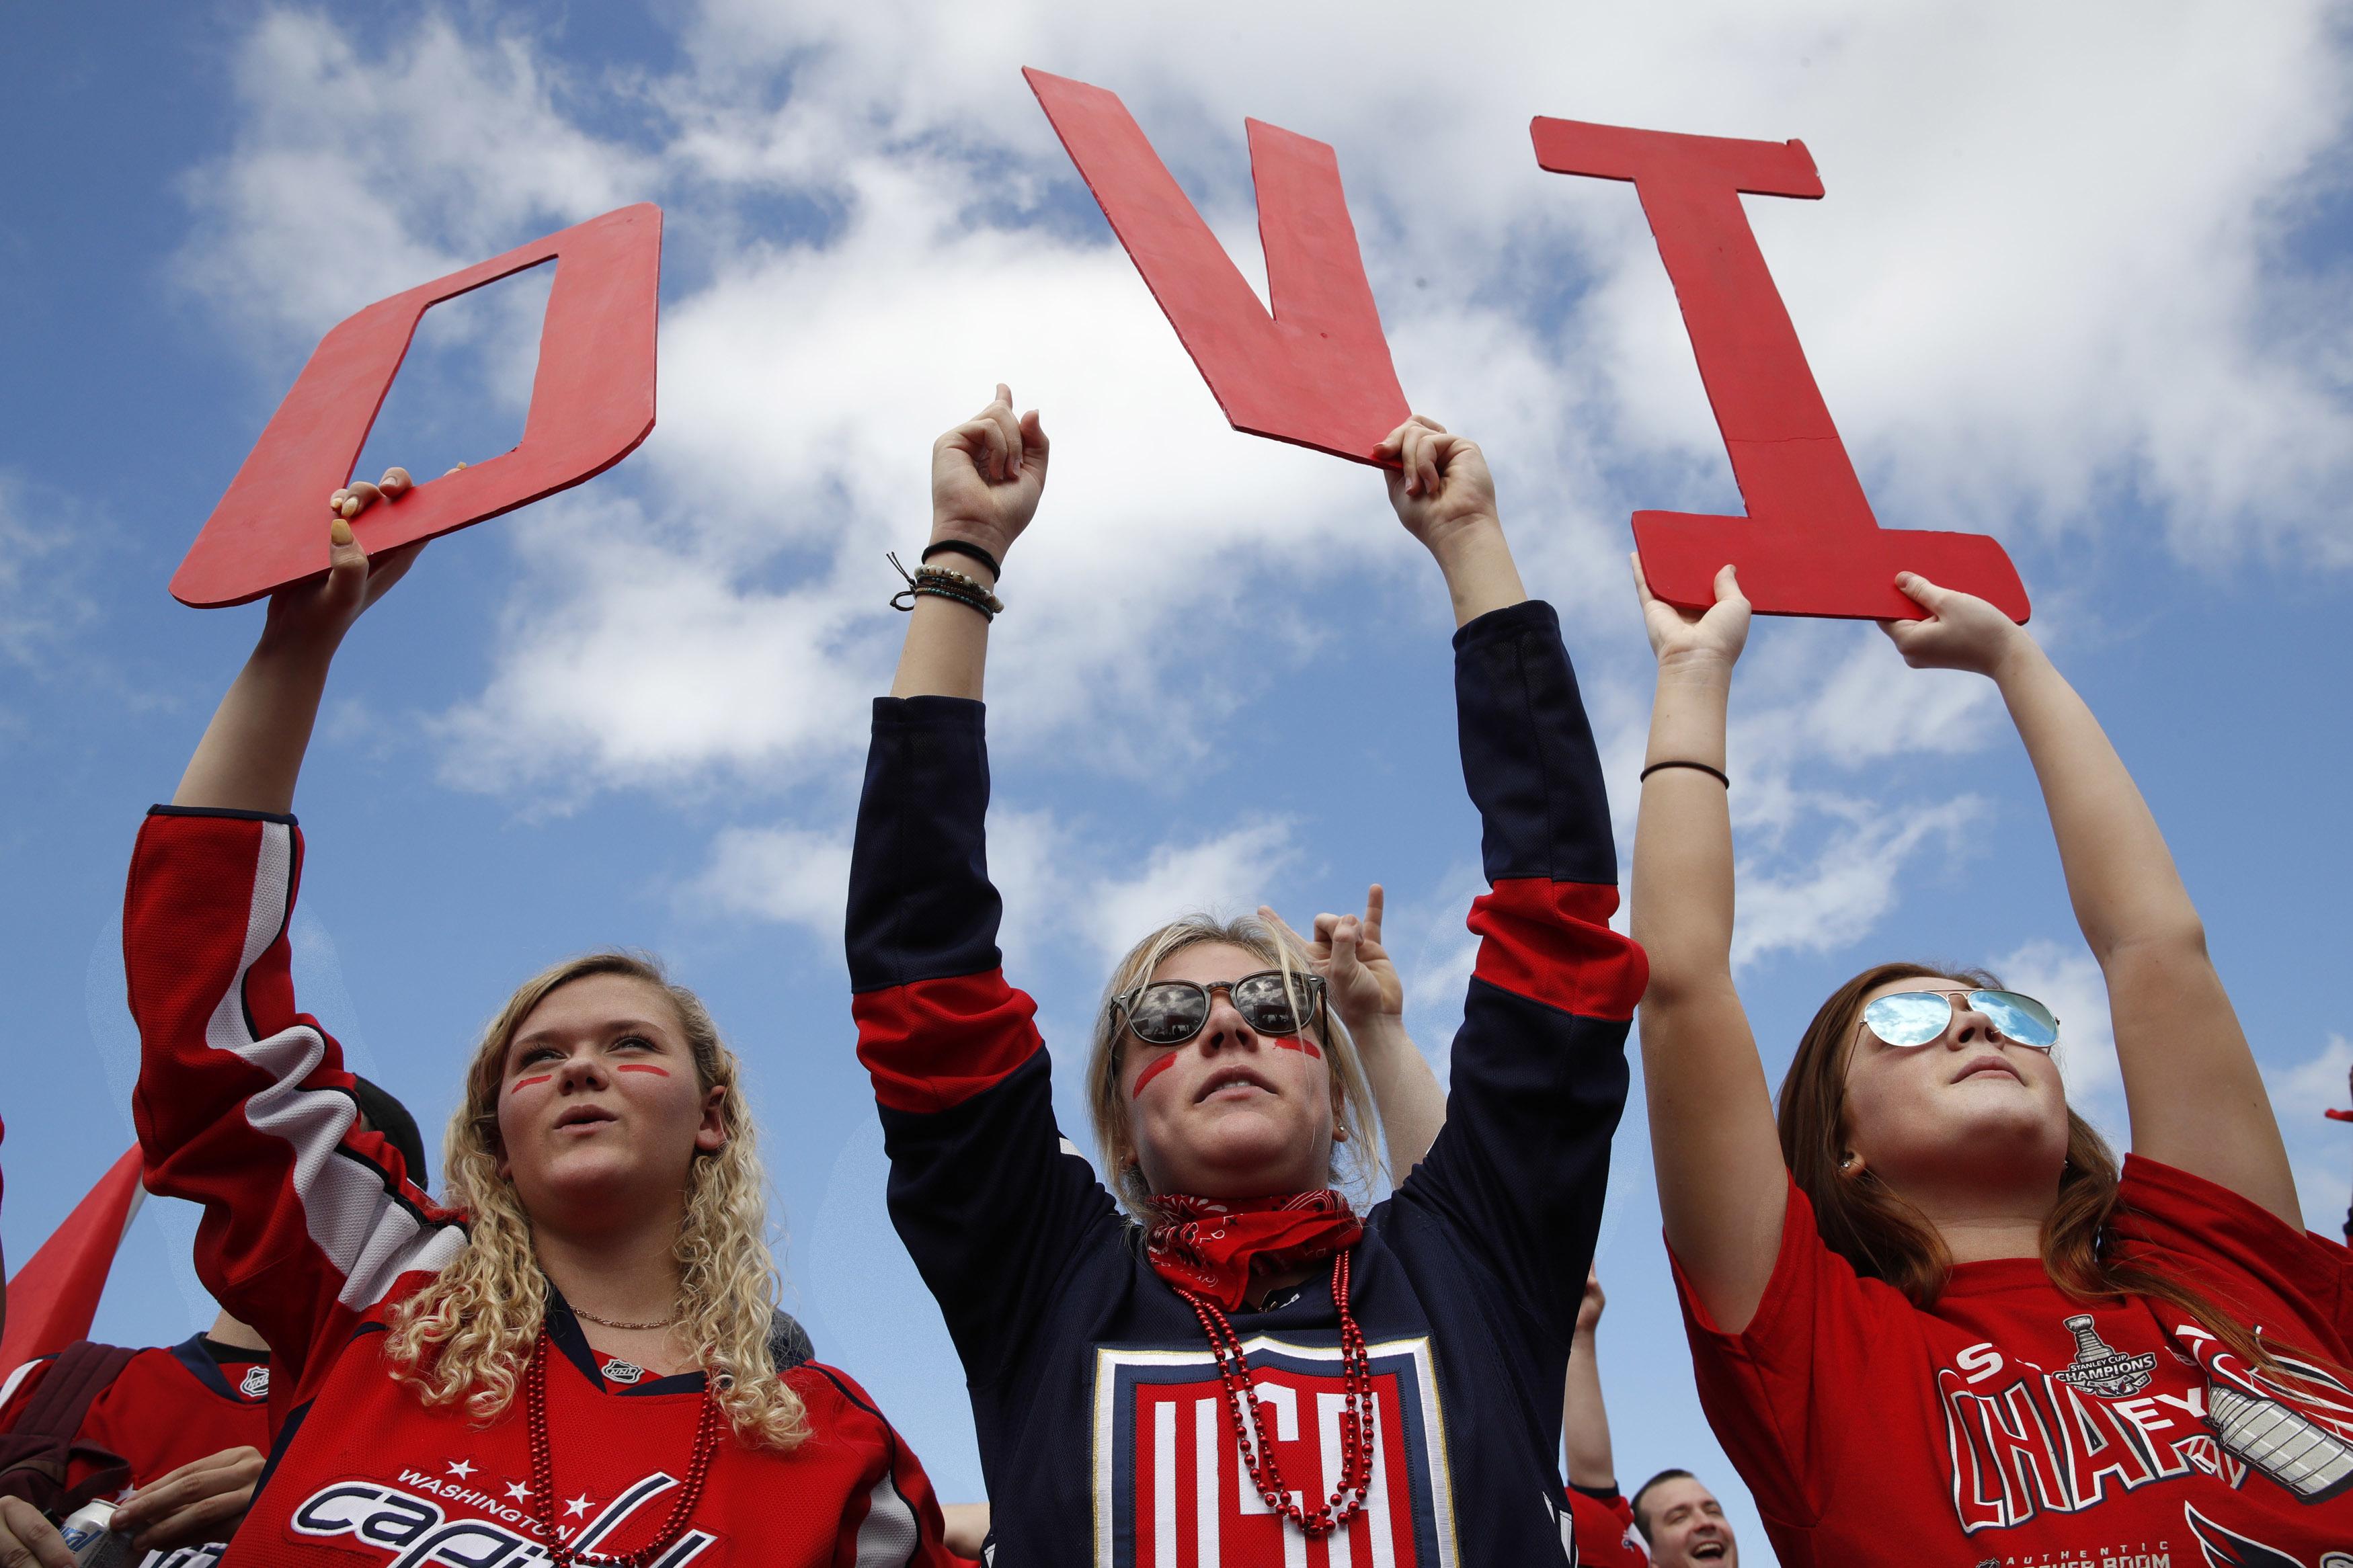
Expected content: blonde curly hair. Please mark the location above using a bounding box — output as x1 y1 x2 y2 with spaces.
383 952 807 1449
1086 912 1384 1218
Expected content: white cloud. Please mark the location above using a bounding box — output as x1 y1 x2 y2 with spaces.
692 823 856 942
1732 794 1986 969
1080 819 1300 968
0 472 99 686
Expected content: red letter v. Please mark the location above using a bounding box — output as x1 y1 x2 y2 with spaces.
1026 69 1408 465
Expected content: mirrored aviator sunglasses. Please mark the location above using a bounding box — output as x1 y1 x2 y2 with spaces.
1117 971 1324 1047
1862 989 2060 1051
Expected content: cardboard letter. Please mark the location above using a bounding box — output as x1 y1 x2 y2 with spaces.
172 202 662 608
1025 68 1407 464
1531 120 2028 622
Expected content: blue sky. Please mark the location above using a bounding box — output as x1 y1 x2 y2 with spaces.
5 5 2352 1559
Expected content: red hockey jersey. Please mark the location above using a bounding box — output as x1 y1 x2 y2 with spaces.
1566 1485 1643 1567
0 1335 270 1568
123 804 965 1568
0 1335 269 1489
1677 1157 2353 1567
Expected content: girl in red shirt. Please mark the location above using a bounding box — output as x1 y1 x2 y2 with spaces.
126 474 963 1568
1630 563 2353 1567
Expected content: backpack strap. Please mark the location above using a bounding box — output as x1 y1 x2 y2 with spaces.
0 1341 138 1514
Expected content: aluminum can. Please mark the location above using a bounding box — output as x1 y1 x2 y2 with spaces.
56 1499 134 1568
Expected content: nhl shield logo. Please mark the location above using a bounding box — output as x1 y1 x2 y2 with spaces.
238 1365 270 1399
601 1358 647 1385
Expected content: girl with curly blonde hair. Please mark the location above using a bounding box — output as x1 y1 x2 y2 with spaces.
126 473 963 1567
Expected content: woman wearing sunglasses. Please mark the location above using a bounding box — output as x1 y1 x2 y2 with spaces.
1631 563 2353 1564
120 476 965 1567
848 390 1645 1563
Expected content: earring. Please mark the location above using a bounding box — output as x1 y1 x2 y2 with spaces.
1838 1153 1858 1171
1333 1126 1349 1142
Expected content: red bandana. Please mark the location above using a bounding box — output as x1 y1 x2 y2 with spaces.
1144 1191 1364 1311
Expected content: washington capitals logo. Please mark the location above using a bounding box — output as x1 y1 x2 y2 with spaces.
292 1468 715 1567
2053 1314 2158 1398
2182 1502 2353 1568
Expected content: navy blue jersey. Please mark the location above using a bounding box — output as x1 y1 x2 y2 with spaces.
846 600 1646 1567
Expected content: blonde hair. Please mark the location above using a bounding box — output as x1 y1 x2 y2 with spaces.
1086 913 1384 1217
383 952 807 1449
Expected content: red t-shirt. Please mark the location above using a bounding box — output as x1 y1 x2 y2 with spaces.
1676 1156 2353 1567
1567 1485 1644 1566
0 1335 270 1495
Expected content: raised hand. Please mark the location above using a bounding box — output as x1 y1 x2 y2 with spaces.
111 1445 265 1554
1374 415 1498 554
1259 884 1402 1036
1878 571 2032 677
930 383 1049 567
264 468 428 653
1632 555 1750 669
1574 1265 1605 1336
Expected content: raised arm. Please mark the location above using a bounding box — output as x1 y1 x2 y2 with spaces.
131 479 458 1399
848 386 1117 1378
1882 574 2298 1226
887 384 1046 702
174 474 423 812
1562 1268 1617 1493
1629 561 1788 1334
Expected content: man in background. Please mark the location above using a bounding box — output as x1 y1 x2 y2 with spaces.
1632 1468 1740 1567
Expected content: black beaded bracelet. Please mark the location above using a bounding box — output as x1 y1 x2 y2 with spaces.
1640 759 1730 788
912 583 994 622
920 538 1002 581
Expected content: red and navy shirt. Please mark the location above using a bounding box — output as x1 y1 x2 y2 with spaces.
123 805 965 1568
847 600 1647 1566
0 1335 271 1568
1677 1158 2353 1567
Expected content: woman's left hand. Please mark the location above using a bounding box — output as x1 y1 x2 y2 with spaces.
1260 885 1402 1036
1879 571 2032 677
1374 417 1498 554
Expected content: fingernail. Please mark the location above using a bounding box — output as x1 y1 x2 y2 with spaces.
331 518 354 546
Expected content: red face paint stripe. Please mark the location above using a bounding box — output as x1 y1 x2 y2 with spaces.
615 1064 672 1076
1275 1037 1321 1057
1130 1051 1180 1099
511 1074 553 1091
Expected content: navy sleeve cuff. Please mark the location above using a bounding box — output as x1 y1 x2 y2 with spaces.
148 804 299 825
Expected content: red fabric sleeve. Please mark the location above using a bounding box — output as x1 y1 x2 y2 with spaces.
122 809 466 1411
1566 1487 1646 1567
2112 1154 2353 1354
1669 1176 1910 1532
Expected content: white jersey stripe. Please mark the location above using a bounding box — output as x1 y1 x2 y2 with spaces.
201 821 461 1313
852 1468 921 1566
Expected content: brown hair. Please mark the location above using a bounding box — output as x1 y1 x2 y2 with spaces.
383 951 807 1448
1085 913 1383 1218
1779 960 2282 1374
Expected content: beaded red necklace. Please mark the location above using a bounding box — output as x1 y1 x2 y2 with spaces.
1173 1247 1375 1538
525 1329 721 1568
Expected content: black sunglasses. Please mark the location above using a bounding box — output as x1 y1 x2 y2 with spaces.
1111 971 1326 1048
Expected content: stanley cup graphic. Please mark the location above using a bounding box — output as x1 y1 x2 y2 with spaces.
2207 1380 2353 1501
2053 1315 2157 1399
